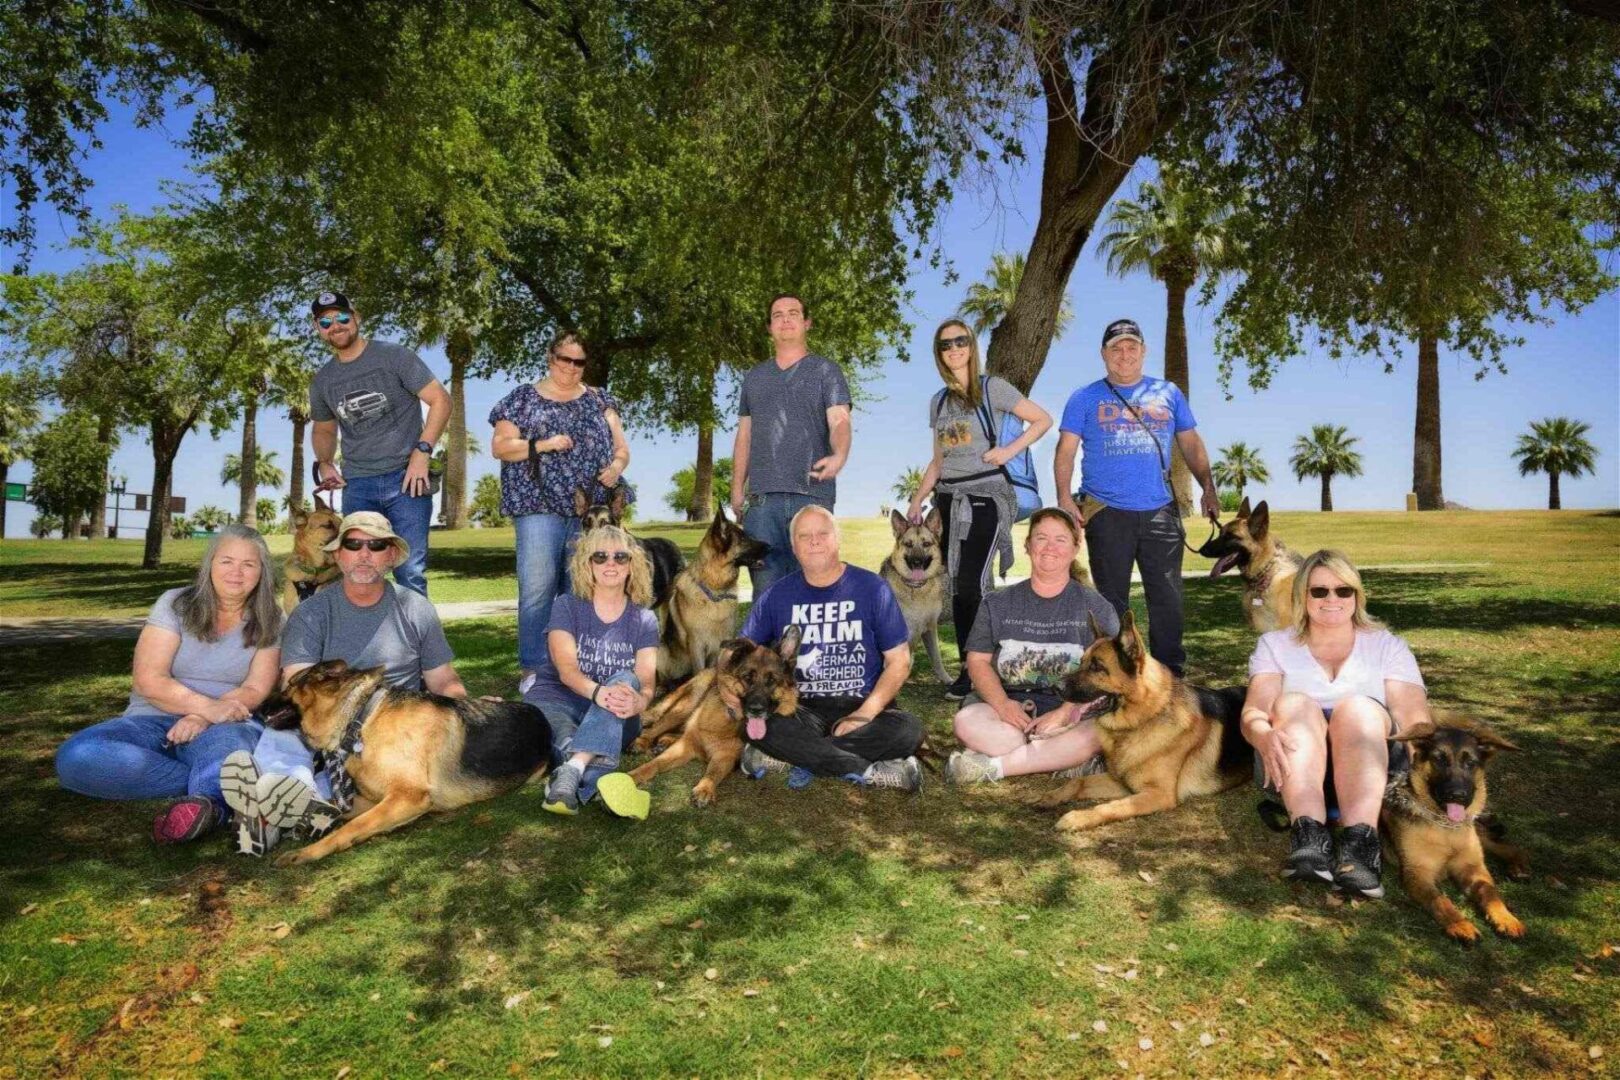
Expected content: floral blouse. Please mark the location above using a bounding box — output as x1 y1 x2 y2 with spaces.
488 384 636 518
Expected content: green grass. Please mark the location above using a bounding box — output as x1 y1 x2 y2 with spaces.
2 513 1618 1077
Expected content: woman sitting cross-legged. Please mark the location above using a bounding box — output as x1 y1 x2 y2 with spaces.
525 524 658 819
946 508 1120 784
55 525 283 844
1240 548 1432 899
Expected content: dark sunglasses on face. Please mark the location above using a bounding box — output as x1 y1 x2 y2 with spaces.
936 334 972 352
317 312 353 329
340 538 393 552
1308 585 1357 599
590 550 632 565
552 352 587 366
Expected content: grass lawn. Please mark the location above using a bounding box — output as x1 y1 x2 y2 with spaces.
2 512 1617 1076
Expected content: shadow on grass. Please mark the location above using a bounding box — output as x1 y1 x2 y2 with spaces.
0 561 193 612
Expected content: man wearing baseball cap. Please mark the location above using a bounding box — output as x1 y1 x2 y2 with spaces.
308 290 451 597
1052 318 1219 676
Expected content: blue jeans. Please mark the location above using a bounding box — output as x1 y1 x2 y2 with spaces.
530 671 642 801
343 467 433 597
55 713 263 810
515 512 582 672
743 492 828 598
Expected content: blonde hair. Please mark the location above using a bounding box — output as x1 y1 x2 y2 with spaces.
570 524 653 607
1291 548 1383 639
931 317 983 409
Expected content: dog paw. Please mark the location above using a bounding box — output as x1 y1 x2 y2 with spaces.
1490 911 1527 938
1055 809 1101 833
691 783 715 808
1444 919 1482 945
272 849 306 868
629 738 653 754
1505 862 1531 881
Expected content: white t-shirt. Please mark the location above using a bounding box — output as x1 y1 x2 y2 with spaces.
1247 627 1424 709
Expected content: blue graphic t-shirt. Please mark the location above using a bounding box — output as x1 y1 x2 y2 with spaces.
741 565 910 699
1058 375 1196 511
526 593 659 712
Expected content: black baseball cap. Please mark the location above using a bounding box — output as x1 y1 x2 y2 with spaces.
1101 318 1145 348
311 290 354 316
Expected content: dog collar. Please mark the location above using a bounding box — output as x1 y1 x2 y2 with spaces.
1383 771 1475 829
893 573 932 590
695 580 736 603
1251 545 1303 596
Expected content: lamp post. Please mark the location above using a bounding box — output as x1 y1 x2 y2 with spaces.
110 477 127 540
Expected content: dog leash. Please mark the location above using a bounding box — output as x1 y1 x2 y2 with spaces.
1102 380 1216 556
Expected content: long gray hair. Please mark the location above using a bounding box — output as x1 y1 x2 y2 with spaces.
174 524 284 647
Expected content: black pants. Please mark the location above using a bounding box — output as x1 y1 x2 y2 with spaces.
1084 502 1186 675
749 696 923 778
935 490 998 661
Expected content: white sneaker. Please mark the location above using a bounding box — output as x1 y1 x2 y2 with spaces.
862 756 923 792
1051 754 1108 781
945 749 1001 785
739 744 790 779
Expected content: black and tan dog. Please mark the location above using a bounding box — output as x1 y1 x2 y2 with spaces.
261 660 549 865
880 509 950 683
630 628 802 806
1196 498 1304 632
1384 714 1529 943
281 494 343 609
573 486 685 608
658 507 769 683
1034 611 1250 832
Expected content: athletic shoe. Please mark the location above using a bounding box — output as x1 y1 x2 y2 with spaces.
296 802 341 839
235 814 281 858
738 745 790 780
218 751 263 823
596 772 650 820
944 670 973 701
542 764 583 815
1332 824 1385 899
1051 754 1108 781
256 772 332 832
1283 816 1335 883
152 796 218 844
861 756 923 792
945 749 1001 785
518 671 537 696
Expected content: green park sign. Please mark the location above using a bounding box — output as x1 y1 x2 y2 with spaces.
5 482 26 502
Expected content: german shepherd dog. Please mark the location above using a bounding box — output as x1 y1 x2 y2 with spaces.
658 507 770 683
880 509 949 683
1035 611 1250 832
261 661 550 865
1196 498 1304 633
281 494 344 609
629 628 802 806
573 486 685 609
1384 715 1529 943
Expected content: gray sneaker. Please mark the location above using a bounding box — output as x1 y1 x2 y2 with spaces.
739 744 790 780
235 813 281 858
1051 753 1108 781
862 756 923 792
945 749 1000 785
543 764 582 815
219 751 263 822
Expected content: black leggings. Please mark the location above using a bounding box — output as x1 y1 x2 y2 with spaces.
935 490 999 652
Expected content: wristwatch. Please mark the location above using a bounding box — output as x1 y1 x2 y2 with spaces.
415 440 433 455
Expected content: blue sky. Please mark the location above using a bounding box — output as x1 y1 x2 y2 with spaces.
5 99 1617 538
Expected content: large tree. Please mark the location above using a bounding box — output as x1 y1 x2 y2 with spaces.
1512 417 1599 510
26 412 108 540
0 371 45 539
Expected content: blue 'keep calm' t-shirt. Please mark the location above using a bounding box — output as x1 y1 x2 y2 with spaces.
1058 375 1196 511
741 565 909 699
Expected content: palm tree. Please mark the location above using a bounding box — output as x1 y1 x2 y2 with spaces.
892 466 925 503
1097 166 1239 513
1512 417 1598 510
1290 425 1364 512
1211 442 1271 504
961 252 1074 340
221 450 286 493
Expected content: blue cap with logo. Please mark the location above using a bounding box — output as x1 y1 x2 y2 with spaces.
1101 318 1145 348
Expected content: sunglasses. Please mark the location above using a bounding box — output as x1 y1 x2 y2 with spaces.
317 312 353 329
552 352 587 366
936 334 972 352
340 538 393 553
590 550 632 565
1308 585 1357 599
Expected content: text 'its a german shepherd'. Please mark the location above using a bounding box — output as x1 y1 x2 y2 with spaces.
1196 498 1304 633
881 509 950 683
658 507 769 683
281 494 343 609
1037 611 1250 832
630 627 803 806
573 485 685 608
262 661 550 865
1384 714 1530 943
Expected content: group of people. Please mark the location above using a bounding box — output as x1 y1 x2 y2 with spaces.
53 289 1433 900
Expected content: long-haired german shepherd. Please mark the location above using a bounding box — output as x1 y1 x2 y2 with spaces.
281 494 343 609
880 509 950 683
1035 611 1250 832
1384 714 1529 943
261 661 550 865
1196 498 1304 632
629 628 802 806
573 485 685 609
658 507 769 682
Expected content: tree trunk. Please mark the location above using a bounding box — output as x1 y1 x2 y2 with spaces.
239 397 258 527
0 459 6 539
1413 331 1443 510
62 511 78 540
289 408 308 512
143 423 182 570
1163 274 1193 516
441 327 472 530
89 413 113 538
689 419 715 522
1320 473 1334 512
1548 470 1561 510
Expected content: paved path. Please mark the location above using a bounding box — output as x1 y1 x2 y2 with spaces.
0 562 1488 646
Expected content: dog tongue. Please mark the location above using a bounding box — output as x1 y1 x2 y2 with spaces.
1446 802 1466 822
907 568 928 583
746 716 767 741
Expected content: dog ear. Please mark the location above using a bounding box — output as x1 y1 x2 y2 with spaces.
1249 500 1270 541
1087 611 1108 643
573 488 590 519
1391 720 1437 744
1116 610 1145 672
313 492 329 512
712 504 729 529
776 623 804 666
1236 496 1251 519
924 505 942 536
291 507 309 529
716 637 751 671
890 509 909 538
609 485 629 520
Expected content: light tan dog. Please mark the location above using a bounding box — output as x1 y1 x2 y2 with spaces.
281 494 343 609
880 509 949 683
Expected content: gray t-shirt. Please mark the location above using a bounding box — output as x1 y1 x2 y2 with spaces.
125 588 276 714
738 353 852 503
281 582 454 689
964 580 1120 694
310 339 436 478
933 375 1024 484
